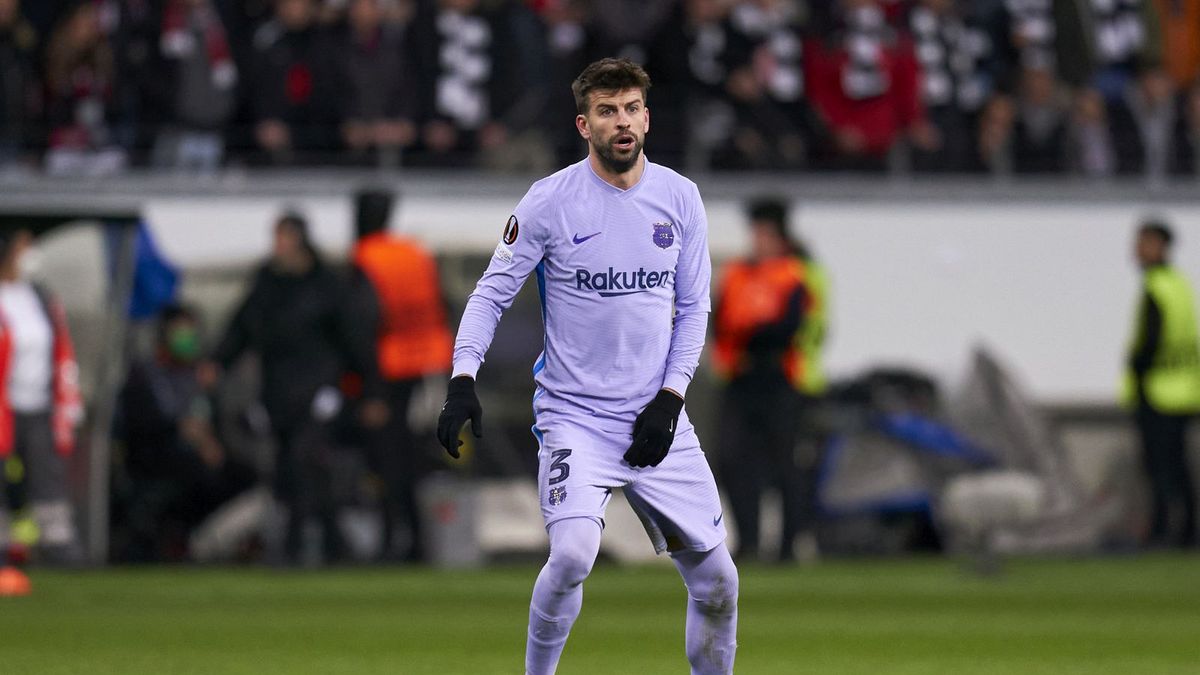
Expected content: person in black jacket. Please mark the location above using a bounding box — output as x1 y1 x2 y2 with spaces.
206 212 385 564
0 0 38 167
246 0 339 164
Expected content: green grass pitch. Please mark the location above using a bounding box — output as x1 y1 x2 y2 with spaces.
2 555 1197 674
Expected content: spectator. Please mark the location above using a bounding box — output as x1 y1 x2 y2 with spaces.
587 0 691 167
1069 86 1117 175
0 0 38 168
979 65 1071 174
1122 219 1200 549
1127 68 1177 182
713 198 827 562
333 0 420 166
410 0 548 168
1153 0 1200 175
675 0 734 169
248 0 339 164
1153 0 1200 92
713 0 822 170
906 0 994 172
804 0 930 171
208 212 384 565
147 0 238 171
1010 65 1071 172
1055 0 1166 175
0 229 83 573
350 189 453 562
115 304 256 562
993 0 1057 83
530 0 590 167
42 1 127 175
1182 84 1200 174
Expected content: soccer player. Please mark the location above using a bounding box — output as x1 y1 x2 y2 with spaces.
437 58 738 674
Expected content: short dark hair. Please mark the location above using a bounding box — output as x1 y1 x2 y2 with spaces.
747 196 810 258
1139 218 1174 247
572 58 651 114
355 188 395 239
747 197 789 229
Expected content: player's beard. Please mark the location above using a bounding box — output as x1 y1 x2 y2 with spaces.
592 131 643 175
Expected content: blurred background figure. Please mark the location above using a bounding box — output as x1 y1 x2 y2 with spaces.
42 1 128 175
148 0 238 172
1150 0 1200 175
248 0 339 164
714 0 821 170
0 229 83 579
350 188 453 563
804 0 930 171
409 0 548 169
585 0 689 167
333 0 420 167
1123 219 1200 549
0 0 38 170
904 0 994 172
1012 68 1066 174
0 0 1193 175
114 304 256 562
713 197 828 562
207 212 383 565
1055 0 1165 176
529 0 590 167
1070 86 1117 176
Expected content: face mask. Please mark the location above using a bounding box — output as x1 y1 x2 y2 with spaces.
167 326 201 362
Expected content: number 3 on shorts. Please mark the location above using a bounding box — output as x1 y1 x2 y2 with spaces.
548 449 572 485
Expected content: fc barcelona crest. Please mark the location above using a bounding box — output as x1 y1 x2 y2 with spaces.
549 486 568 506
652 222 674 249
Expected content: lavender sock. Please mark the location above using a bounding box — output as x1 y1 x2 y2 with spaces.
672 544 739 674
525 517 602 675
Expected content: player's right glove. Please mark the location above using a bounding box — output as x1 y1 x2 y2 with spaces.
437 376 483 458
624 389 684 468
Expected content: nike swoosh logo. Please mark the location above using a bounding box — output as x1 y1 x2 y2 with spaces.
573 232 601 245
713 513 723 527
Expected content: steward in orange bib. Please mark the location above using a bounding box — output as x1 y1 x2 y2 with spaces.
713 198 828 562
352 189 453 562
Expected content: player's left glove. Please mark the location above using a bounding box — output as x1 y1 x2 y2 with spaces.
624 389 684 468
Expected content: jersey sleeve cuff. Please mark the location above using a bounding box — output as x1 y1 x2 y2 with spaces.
662 371 692 398
452 356 482 380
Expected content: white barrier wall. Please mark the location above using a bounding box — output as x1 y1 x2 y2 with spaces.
142 193 1200 405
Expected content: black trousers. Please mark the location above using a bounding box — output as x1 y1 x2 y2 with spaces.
718 374 810 560
1136 406 1197 547
363 378 425 561
273 418 344 563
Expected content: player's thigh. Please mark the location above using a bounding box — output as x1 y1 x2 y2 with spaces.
534 419 625 529
624 429 726 554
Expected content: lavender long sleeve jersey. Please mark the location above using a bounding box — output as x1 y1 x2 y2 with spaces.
452 158 712 434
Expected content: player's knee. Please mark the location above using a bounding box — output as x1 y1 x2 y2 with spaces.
692 569 738 618
684 551 738 619
548 545 596 588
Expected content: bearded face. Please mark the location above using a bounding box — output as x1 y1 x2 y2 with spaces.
577 88 649 176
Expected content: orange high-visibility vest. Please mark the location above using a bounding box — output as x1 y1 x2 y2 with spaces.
354 233 453 380
713 255 816 388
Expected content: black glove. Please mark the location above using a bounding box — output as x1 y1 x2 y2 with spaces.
624 389 685 468
437 376 483 458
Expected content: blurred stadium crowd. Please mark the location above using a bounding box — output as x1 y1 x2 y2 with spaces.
1 0 1199 175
